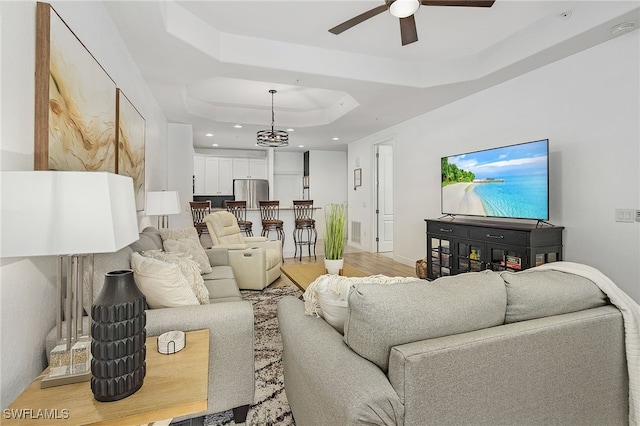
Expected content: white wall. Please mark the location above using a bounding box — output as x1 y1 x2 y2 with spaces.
0 1 169 408
309 150 348 235
349 31 640 302
168 123 195 228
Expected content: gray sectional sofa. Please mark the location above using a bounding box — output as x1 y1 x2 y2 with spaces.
45 227 255 424
278 267 632 426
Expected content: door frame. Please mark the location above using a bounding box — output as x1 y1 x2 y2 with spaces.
374 140 394 253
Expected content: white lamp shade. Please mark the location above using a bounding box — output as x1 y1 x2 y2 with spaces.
145 191 181 216
389 0 420 18
0 171 139 258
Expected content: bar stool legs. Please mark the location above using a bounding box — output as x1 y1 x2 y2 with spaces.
293 223 317 261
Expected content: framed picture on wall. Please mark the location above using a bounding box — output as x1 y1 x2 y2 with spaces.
116 89 146 211
354 168 362 188
34 2 117 172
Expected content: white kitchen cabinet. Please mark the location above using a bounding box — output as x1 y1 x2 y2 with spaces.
194 156 233 195
206 157 233 195
233 158 267 179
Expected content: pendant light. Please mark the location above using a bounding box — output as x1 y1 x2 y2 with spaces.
257 89 289 147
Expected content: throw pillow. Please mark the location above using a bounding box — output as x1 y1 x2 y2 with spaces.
303 274 417 334
141 250 210 304
163 237 213 274
130 252 199 309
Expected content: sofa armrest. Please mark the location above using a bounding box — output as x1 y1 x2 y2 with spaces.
146 301 255 417
247 239 281 252
277 297 403 426
214 243 250 250
204 247 230 267
227 248 268 290
388 305 626 426
244 236 268 243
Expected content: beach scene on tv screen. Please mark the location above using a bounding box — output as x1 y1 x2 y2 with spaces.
441 140 548 219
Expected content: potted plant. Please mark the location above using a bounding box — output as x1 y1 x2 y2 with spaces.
324 202 348 274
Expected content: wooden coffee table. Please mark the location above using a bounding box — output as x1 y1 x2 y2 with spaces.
281 262 368 291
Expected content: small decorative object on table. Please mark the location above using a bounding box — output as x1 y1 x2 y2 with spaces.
157 330 186 354
91 269 147 402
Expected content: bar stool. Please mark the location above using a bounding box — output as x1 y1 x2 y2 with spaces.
225 200 253 236
293 200 317 261
258 200 285 251
189 201 211 237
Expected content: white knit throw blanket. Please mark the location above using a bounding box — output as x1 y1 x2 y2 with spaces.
303 274 417 317
530 262 640 426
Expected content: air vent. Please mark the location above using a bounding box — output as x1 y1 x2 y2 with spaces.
351 221 362 244
636 210 640 222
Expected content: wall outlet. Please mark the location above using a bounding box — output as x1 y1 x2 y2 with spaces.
615 208 635 223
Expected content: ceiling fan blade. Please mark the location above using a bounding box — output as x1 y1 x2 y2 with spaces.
420 0 495 7
399 15 418 46
329 5 388 35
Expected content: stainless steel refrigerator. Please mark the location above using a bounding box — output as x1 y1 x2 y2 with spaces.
233 179 269 209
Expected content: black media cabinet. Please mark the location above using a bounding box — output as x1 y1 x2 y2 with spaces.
425 218 564 280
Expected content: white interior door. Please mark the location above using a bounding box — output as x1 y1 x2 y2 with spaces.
376 144 394 253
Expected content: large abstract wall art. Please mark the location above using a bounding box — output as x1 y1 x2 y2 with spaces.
35 2 117 172
116 89 146 211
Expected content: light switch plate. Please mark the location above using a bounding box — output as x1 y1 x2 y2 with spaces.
615 208 635 223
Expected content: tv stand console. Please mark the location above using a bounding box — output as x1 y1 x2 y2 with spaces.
425 218 564 280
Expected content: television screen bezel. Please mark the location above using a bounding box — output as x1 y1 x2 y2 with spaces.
440 138 550 221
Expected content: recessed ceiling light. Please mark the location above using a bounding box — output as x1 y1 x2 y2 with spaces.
287 128 295 132
205 133 214 137
611 21 637 37
332 137 340 141
233 124 243 128
298 145 304 148
212 143 219 147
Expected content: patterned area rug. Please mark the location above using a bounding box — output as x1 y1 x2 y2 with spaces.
204 284 302 426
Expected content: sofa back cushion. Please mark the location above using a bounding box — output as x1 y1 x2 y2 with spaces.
501 270 608 323
343 271 507 372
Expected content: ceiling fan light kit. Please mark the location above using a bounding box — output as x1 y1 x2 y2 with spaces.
257 89 289 148
388 0 420 18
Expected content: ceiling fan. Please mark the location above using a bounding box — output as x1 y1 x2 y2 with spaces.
329 0 496 46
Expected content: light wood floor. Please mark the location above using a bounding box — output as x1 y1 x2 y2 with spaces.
271 250 417 288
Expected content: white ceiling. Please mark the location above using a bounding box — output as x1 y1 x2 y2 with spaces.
104 0 640 152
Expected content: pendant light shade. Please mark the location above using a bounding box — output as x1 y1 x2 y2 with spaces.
257 89 289 147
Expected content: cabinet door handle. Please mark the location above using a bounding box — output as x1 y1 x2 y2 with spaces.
486 234 504 239
439 228 453 233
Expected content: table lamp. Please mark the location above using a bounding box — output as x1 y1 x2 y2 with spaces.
0 171 139 387
145 190 181 228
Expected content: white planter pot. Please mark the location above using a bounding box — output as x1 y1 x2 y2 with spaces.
324 258 344 275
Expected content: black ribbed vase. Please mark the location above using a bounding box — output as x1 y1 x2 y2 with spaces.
91 269 146 402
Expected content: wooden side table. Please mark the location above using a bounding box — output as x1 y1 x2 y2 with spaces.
4 329 209 425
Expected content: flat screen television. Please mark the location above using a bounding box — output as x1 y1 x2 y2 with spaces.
441 139 549 220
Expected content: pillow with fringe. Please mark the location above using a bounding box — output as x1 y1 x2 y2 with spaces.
303 274 417 334
142 250 210 304
130 252 199 309
163 237 213 274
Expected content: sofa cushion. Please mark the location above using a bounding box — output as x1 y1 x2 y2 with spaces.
204 277 242 301
202 265 235 281
163 237 213 274
343 271 507 372
142 250 210 305
130 233 162 253
130 252 199 308
304 274 417 335
501 270 608 323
